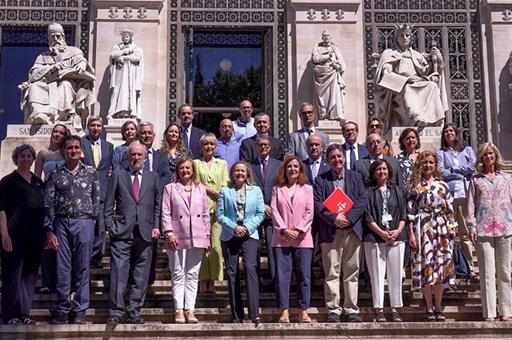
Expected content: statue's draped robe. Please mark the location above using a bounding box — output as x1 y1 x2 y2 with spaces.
20 46 95 123
311 43 346 120
375 47 449 132
108 43 144 119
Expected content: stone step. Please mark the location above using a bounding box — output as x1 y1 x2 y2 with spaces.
2 320 509 339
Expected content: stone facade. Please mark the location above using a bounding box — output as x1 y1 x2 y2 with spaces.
0 0 511 174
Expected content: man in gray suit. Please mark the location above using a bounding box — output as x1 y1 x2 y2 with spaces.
104 142 162 325
286 102 329 161
353 133 403 187
250 135 282 287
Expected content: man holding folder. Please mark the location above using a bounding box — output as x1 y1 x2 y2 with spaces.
314 144 367 323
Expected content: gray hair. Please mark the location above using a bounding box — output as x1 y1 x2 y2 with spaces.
138 121 154 133
87 116 103 127
127 141 147 157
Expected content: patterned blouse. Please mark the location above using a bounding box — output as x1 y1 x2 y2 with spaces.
395 151 415 184
467 172 512 237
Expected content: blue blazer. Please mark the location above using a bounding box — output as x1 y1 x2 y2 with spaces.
303 157 330 185
342 142 369 170
314 169 367 242
186 125 207 160
216 185 265 242
80 135 113 201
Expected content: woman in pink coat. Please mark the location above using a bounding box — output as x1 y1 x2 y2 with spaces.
271 155 315 323
161 157 210 324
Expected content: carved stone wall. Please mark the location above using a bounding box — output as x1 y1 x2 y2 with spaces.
364 0 485 147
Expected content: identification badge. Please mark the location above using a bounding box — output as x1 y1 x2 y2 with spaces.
382 213 393 223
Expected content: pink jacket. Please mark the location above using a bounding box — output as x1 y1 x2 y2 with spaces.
271 184 314 248
161 182 210 249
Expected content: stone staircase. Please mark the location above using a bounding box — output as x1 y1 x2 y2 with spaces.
0 240 511 338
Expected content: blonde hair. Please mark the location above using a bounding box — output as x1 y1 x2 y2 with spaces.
229 161 255 186
476 142 504 173
175 157 199 184
407 150 441 191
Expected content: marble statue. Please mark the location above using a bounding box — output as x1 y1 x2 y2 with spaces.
108 29 144 120
311 31 346 121
19 22 95 130
374 23 449 133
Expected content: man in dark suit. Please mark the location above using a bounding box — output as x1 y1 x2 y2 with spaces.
353 133 404 187
178 103 206 159
250 135 282 287
241 113 285 162
314 144 367 323
303 134 330 185
341 121 369 171
80 117 113 268
104 142 161 325
286 102 330 161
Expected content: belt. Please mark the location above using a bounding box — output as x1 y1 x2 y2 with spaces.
56 214 93 219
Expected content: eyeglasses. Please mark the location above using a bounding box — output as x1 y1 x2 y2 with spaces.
300 111 314 115
369 124 381 129
257 143 270 148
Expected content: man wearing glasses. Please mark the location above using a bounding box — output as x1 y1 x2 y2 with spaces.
341 121 368 171
286 102 330 161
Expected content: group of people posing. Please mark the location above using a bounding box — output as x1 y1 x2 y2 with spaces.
1 100 511 326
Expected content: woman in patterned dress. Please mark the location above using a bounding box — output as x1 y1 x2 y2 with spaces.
468 143 512 322
194 133 229 293
407 150 456 322
395 127 421 184
160 123 190 182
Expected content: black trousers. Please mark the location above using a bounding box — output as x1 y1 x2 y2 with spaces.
91 201 105 265
257 219 275 284
1 231 43 322
109 228 153 319
222 236 260 322
41 249 56 291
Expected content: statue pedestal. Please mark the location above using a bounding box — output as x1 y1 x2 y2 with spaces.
317 120 343 143
391 127 442 153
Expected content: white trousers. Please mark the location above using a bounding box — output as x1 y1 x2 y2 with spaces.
476 236 512 318
364 241 405 308
167 248 205 310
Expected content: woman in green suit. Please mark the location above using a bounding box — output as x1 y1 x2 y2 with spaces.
194 133 229 293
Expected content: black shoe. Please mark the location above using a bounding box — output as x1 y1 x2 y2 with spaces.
326 313 340 323
127 317 144 324
252 317 261 327
346 313 362 323
6 318 22 325
20 317 36 325
106 316 121 325
50 314 68 325
72 312 86 324
90 262 103 269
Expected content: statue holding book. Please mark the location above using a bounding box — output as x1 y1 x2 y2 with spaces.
18 22 95 130
374 23 448 133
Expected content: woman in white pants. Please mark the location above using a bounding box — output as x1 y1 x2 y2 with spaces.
468 143 512 322
363 159 407 322
162 157 211 323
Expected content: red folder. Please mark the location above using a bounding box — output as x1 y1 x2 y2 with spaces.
323 187 353 214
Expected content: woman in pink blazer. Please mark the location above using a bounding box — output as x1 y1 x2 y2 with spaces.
271 155 314 323
161 157 210 324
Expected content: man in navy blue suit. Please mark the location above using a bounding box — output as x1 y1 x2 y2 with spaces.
303 134 330 185
178 103 206 159
341 121 368 171
80 117 113 268
314 143 367 323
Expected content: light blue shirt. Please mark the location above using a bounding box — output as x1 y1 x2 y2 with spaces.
437 146 476 198
233 117 256 142
215 137 241 170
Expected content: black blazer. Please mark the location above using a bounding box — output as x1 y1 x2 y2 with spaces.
250 157 282 205
104 170 162 242
353 155 404 188
81 135 113 201
314 169 367 242
303 157 330 185
342 142 369 170
240 134 285 162
120 148 172 190
363 184 407 243
183 125 206 160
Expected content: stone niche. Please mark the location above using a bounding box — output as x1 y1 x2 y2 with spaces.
90 0 168 145
287 0 365 143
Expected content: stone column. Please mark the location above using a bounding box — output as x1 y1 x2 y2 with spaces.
287 0 365 143
89 0 167 145
481 0 512 159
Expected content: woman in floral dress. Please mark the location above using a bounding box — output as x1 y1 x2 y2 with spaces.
407 150 456 322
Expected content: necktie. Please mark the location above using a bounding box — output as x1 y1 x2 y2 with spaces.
92 141 100 168
262 159 267 179
144 150 151 172
182 127 189 148
311 160 319 181
133 171 140 200
350 145 356 168
306 128 313 137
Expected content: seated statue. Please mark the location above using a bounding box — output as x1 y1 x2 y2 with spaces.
108 29 144 120
18 22 95 129
375 23 448 132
